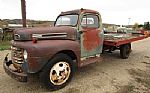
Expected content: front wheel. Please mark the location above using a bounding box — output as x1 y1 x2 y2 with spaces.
40 53 75 90
120 43 131 59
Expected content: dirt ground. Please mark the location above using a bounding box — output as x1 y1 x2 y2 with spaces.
0 37 150 93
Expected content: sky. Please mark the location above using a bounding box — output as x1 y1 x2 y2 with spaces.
0 0 150 25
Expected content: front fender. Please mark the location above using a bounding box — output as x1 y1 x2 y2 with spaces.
12 40 80 73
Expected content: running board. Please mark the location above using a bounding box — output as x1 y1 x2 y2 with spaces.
80 56 102 67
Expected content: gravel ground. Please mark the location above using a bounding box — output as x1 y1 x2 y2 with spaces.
0 37 150 93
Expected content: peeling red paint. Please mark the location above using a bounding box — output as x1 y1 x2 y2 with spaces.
83 28 101 51
28 58 39 72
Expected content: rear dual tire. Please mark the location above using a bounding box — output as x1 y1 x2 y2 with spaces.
120 43 131 59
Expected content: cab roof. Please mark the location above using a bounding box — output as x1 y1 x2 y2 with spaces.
60 8 99 15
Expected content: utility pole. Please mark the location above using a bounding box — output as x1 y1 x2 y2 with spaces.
21 0 26 27
128 18 131 25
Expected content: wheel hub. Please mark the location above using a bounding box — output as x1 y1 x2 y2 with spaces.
50 62 71 85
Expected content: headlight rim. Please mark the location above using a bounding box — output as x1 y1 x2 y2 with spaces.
23 50 28 60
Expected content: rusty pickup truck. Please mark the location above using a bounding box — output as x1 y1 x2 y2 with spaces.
3 8 148 90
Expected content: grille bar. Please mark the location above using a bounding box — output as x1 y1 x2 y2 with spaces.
11 46 24 64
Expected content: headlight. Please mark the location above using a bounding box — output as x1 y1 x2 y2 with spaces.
23 50 28 60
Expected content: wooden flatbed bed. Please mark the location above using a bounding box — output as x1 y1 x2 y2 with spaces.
104 34 148 46
103 33 148 59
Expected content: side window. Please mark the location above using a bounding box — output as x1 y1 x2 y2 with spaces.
81 14 99 28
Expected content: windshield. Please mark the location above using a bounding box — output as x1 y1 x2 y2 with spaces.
55 14 78 26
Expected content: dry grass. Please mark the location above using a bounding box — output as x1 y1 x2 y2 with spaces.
116 67 150 93
128 68 150 90
116 85 135 93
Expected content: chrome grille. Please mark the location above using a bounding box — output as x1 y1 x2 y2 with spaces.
11 46 24 64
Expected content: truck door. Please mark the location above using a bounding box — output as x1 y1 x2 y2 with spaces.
80 13 104 60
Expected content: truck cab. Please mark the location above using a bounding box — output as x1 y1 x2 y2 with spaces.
3 9 104 90
55 8 104 65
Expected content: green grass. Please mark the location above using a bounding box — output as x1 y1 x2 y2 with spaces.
0 41 11 51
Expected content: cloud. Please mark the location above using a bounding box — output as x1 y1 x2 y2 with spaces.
0 0 150 25
0 0 21 19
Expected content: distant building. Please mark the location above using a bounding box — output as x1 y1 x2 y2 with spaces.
102 23 120 32
8 24 28 28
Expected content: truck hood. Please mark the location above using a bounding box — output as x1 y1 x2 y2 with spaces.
13 26 77 41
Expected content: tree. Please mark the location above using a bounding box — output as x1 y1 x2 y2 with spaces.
133 22 139 30
144 22 150 30
0 20 8 28
138 24 144 28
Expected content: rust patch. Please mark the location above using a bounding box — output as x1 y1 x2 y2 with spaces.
28 58 39 72
83 28 101 51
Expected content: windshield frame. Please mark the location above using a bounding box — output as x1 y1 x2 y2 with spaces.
54 14 79 27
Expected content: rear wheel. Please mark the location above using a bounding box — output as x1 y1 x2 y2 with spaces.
40 53 75 90
120 43 131 59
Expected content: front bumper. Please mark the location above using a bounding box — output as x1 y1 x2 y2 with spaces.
3 56 27 82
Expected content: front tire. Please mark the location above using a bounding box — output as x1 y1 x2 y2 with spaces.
40 53 75 90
